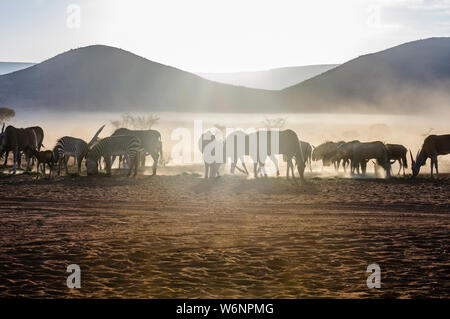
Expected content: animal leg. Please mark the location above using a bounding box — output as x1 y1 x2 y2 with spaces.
434 157 439 180
285 158 290 178
430 158 434 179
77 156 83 175
150 151 159 175
11 148 19 174
241 161 249 175
105 156 112 176
204 163 209 179
260 162 267 177
3 151 8 167
253 163 258 178
290 158 295 179
64 156 70 175
134 155 138 177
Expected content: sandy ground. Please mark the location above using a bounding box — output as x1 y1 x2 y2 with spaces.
0 166 449 298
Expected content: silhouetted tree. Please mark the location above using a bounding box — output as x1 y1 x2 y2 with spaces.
0 107 15 123
262 117 286 129
111 113 160 130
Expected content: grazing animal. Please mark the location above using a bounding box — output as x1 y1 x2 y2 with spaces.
351 141 391 178
111 128 162 175
53 125 105 176
2 126 44 167
25 147 55 177
299 140 313 172
410 134 450 179
336 140 361 173
198 131 224 179
312 141 345 170
248 129 305 180
226 130 249 175
386 144 408 176
86 135 142 176
0 123 38 173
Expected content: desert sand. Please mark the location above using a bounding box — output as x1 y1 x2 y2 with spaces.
0 165 449 298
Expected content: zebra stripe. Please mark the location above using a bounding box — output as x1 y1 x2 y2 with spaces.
53 136 89 175
86 135 141 176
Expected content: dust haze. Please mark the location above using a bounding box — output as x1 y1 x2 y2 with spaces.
8 108 450 175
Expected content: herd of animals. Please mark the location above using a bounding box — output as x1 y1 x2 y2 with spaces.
0 123 449 181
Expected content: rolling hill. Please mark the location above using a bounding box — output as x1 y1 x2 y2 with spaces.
0 62 35 75
0 38 449 114
0 45 279 112
197 64 338 90
281 37 450 113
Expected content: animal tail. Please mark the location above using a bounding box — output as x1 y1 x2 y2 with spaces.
403 154 408 168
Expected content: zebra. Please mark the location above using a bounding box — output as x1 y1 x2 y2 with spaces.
86 135 142 177
53 125 105 176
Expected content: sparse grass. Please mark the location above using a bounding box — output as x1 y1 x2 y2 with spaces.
110 113 160 130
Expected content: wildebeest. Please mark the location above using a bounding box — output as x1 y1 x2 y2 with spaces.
410 134 450 179
351 141 391 177
312 141 345 171
53 125 105 176
248 129 305 180
386 144 407 176
0 123 38 173
111 128 162 175
25 147 55 178
86 135 142 177
198 131 224 179
336 140 361 173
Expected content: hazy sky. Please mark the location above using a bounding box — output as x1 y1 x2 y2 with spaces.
0 0 449 72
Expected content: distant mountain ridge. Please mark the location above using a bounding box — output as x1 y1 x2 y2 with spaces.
197 64 338 90
0 38 449 114
0 62 35 75
0 45 278 112
281 37 450 113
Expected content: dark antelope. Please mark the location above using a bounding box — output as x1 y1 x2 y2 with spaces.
248 129 305 180
351 141 391 178
299 140 313 172
336 140 363 174
0 123 38 173
2 126 44 167
386 144 407 176
312 141 345 171
226 130 249 175
410 134 450 179
25 147 55 178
